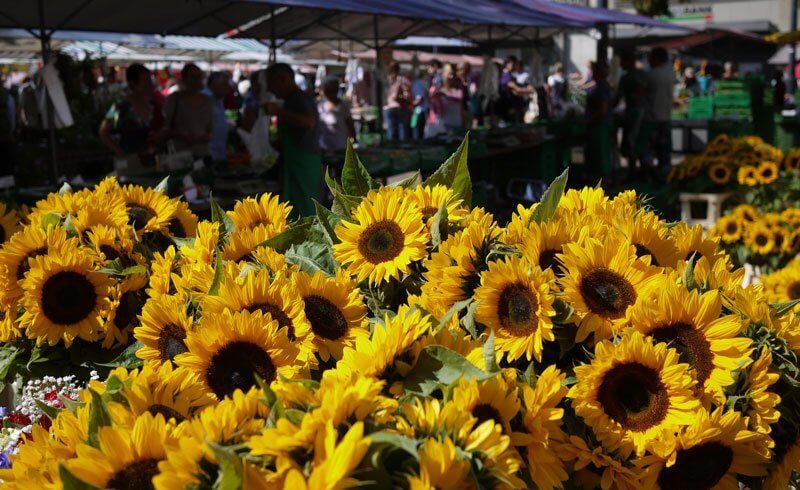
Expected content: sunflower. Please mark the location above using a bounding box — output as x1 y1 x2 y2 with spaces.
568 331 700 458
178 221 219 267
639 408 771 489
712 215 743 244
408 438 472 490
741 348 781 435
0 202 19 245
558 235 658 343
293 269 368 361
760 263 800 303
511 366 568 490
745 222 776 255
222 225 281 263
502 203 538 246
704 134 732 158
0 224 73 303
68 193 130 237
687 157 703 177
474 256 557 362
407 184 467 228
451 375 520 435
333 186 427 285
764 438 800 490
19 244 112 346
629 277 752 400
113 362 213 427
733 204 758 223
85 224 134 264
671 222 725 266
556 435 642 490
102 274 148 348
227 192 292 232
120 184 178 235
616 210 679 268
154 388 269 489
336 305 431 390
757 161 780 185
165 200 198 238
518 213 584 274
421 213 499 318
176 309 301 399
65 412 179 490
737 165 759 186
784 148 800 171
707 162 732 185
134 294 194 364
558 187 610 216
201 268 310 344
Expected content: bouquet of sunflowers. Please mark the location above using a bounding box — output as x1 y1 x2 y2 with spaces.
710 204 800 273
668 135 800 204
0 137 799 489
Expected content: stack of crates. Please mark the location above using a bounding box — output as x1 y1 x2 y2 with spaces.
714 79 752 119
688 96 714 119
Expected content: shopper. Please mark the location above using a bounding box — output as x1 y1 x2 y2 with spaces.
0 79 15 176
428 59 443 89
440 64 465 131
547 62 568 116
616 51 648 179
584 62 614 180
499 56 533 124
383 61 412 141
645 47 675 181
204 71 230 162
410 69 429 140
318 76 355 152
264 63 320 218
164 63 212 158
99 64 163 168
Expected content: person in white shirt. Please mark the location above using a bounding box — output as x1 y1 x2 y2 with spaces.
645 47 675 181
317 76 355 152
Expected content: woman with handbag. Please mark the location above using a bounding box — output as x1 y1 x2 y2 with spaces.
163 63 213 161
99 64 164 171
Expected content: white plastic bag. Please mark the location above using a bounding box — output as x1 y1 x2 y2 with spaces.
237 109 277 167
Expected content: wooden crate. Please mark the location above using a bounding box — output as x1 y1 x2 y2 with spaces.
679 192 731 231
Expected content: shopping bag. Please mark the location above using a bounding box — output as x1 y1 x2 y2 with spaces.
158 142 194 172
237 109 278 168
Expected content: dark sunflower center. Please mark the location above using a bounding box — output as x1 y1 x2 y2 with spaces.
472 403 503 428
16 247 47 281
497 282 539 334
788 281 800 300
246 303 296 341
633 243 659 267
762 168 774 178
99 244 121 262
538 248 561 272
41 271 97 325
0 226 5 244
205 340 276 398
597 362 668 431
755 234 768 247
775 232 785 249
725 222 738 234
167 218 186 238
420 206 439 221
579 268 636 319
303 295 348 341
657 441 734 490
157 323 188 361
147 403 186 423
126 204 156 231
713 168 726 178
651 322 713 389
106 458 160 490
113 291 144 330
357 220 404 264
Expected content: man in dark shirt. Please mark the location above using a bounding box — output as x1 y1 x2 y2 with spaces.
264 63 321 217
615 50 648 179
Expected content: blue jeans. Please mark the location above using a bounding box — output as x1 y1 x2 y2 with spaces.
384 107 410 141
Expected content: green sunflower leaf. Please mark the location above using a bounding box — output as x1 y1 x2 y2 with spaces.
314 199 342 245
87 388 112 449
258 216 315 253
341 139 378 196
40 212 62 231
210 193 236 238
154 176 170 194
209 442 244 490
483 330 500 374
771 299 800 318
325 166 344 194
424 133 472 206
367 431 420 458
682 253 698 291
403 345 494 396
207 253 225 296
529 167 569 224
430 199 449 247
96 341 144 370
59 464 98 490
388 170 421 189
0 344 21 386
433 298 472 335
58 182 72 195
35 399 62 421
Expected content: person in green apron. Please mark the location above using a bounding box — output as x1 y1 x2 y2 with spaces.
264 64 321 218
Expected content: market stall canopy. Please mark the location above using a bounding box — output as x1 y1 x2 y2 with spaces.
330 48 493 67
764 31 800 44
505 0 693 29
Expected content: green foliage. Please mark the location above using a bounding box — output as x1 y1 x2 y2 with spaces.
87 388 113 449
341 139 378 196
529 167 569 224
403 345 495 396
424 134 472 206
